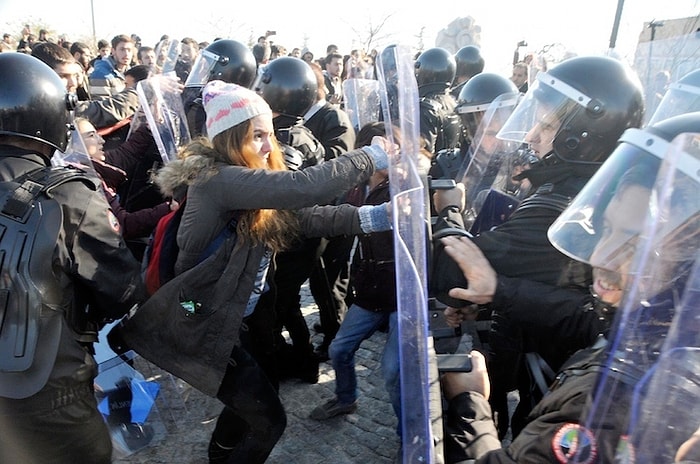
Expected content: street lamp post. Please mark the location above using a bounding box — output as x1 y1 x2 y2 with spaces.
646 19 664 94
608 0 625 50
90 0 96 47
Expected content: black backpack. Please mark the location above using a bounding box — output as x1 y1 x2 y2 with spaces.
0 165 90 399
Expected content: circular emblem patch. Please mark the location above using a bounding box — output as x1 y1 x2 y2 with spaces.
552 423 598 464
107 209 120 233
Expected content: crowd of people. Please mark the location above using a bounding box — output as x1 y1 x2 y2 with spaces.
0 21 699 464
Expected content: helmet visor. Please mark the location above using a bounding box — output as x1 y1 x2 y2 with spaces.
457 94 529 228
184 50 221 88
647 82 700 126
497 70 591 158
549 130 700 291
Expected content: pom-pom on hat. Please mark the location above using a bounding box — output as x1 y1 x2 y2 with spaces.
202 80 272 141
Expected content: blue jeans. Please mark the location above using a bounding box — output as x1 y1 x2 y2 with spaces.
328 304 401 426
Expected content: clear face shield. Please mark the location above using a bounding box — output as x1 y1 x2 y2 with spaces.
52 122 100 181
547 131 700 462
184 49 225 88
647 81 700 126
454 93 532 232
549 130 700 299
497 70 590 160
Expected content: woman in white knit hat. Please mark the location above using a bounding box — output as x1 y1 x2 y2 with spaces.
116 80 392 463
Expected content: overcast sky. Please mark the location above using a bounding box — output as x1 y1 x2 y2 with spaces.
1 0 698 75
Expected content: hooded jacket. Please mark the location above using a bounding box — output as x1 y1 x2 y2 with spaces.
118 147 379 395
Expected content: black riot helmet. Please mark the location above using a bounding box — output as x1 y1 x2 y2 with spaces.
252 56 317 117
185 39 257 88
647 68 700 126
414 47 456 90
0 53 75 154
454 45 485 81
457 72 519 141
498 55 644 165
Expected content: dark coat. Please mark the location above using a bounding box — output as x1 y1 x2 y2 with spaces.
117 147 379 396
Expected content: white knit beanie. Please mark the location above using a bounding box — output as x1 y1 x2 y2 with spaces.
202 80 272 141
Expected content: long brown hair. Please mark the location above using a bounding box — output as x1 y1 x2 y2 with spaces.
181 118 298 252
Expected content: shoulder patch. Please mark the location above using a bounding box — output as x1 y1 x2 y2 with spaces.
107 209 120 233
551 423 597 464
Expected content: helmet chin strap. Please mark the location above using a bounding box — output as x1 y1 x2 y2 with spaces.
539 150 560 166
589 285 618 326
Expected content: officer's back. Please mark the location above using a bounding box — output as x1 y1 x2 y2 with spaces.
0 53 145 464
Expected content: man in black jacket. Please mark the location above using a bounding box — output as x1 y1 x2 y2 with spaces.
0 53 145 464
431 55 644 439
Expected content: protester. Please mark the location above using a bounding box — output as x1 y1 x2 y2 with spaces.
111 80 393 463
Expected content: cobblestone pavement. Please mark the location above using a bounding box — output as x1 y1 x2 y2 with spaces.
112 282 401 464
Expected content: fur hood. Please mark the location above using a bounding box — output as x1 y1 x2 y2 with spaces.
155 153 218 199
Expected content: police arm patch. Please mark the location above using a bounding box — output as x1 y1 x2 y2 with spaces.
107 209 121 233
551 423 598 464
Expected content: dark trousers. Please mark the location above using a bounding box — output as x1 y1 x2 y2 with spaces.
210 345 286 464
273 238 324 355
0 381 112 464
308 235 355 348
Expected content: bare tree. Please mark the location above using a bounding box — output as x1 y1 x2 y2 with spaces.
348 11 396 53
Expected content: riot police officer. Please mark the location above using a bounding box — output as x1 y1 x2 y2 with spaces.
0 53 145 464
253 56 325 170
182 39 258 138
252 56 327 384
415 47 463 156
450 44 485 98
438 111 700 463
431 72 521 181
431 55 644 440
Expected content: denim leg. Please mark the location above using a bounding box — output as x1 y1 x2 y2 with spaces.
381 311 402 432
329 303 386 404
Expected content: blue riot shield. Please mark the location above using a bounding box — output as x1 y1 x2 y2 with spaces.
376 43 435 463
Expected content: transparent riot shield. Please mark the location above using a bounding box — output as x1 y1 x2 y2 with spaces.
95 351 166 460
610 141 700 464
342 78 381 132
453 93 528 233
549 132 700 463
376 43 435 463
136 74 191 164
155 38 180 77
616 343 700 462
